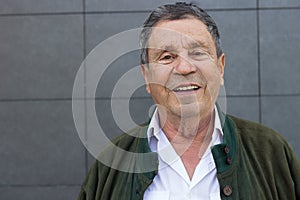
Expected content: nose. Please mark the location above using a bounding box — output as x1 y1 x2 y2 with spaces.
173 56 197 75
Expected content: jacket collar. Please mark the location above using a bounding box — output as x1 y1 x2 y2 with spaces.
211 104 236 173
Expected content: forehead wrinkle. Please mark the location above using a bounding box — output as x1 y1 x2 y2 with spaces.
157 36 210 51
151 41 208 53
149 29 210 52
180 36 210 50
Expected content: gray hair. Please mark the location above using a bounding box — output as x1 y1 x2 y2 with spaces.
140 2 223 65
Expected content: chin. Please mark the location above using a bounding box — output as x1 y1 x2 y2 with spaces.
169 103 200 118
179 101 214 119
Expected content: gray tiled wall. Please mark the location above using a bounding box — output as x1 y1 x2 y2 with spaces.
85 0 256 11
0 15 83 99
261 96 300 153
211 10 259 96
1 0 300 199
0 0 82 14
260 9 300 95
0 186 81 200
259 0 300 8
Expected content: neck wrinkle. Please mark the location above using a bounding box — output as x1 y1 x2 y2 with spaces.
158 109 215 146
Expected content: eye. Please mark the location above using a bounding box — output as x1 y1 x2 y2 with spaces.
189 49 209 60
157 52 177 64
162 55 173 60
192 51 205 56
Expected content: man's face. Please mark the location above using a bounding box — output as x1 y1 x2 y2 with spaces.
142 17 225 120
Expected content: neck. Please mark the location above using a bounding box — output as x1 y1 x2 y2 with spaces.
157 108 215 149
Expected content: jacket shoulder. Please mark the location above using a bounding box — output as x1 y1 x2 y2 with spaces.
227 115 298 165
227 115 300 199
228 115 287 145
109 124 149 151
78 124 153 199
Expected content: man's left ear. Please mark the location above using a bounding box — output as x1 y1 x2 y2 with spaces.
218 53 225 85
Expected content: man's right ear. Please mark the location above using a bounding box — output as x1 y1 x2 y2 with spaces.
141 64 151 94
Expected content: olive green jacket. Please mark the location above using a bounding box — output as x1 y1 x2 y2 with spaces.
78 113 300 200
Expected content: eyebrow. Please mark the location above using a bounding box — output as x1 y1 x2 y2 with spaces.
148 45 177 56
153 41 209 52
184 40 209 50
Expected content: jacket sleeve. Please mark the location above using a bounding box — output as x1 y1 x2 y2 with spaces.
77 187 86 200
77 161 99 200
288 145 300 199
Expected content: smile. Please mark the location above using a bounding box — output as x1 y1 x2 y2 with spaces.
173 85 200 92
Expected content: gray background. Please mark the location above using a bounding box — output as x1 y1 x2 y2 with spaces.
1 0 300 199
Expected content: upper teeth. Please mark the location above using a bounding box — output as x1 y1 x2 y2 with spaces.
174 85 199 91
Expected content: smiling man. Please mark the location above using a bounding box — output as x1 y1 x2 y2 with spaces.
141 15 225 182
78 2 300 200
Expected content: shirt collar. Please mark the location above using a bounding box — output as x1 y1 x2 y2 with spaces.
147 107 161 143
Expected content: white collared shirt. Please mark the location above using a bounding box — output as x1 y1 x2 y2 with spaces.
143 106 223 200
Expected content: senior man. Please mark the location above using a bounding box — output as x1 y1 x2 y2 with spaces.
78 2 300 200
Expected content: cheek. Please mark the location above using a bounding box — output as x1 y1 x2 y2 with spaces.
148 79 177 103
203 63 223 82
148 84 168 105
207 72 223 96
147 66 173 87
200 65 223 94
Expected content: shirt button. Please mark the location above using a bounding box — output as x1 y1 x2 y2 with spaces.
226 157 232 165
224 146 230 154
223 185 233 196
